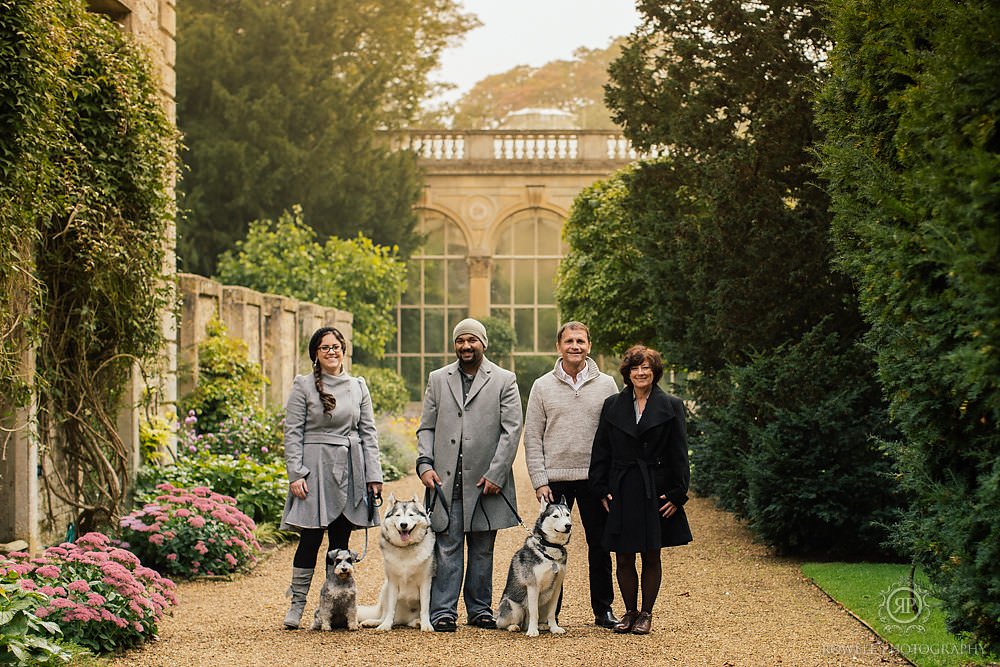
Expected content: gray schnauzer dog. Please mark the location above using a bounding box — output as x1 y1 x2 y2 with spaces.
312 549 359 631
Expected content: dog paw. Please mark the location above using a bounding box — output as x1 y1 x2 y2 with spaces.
420 623 434 632
549 625 566 635
375 622 393 632
526 627 540 638
505 624 520 633
360 619 381 628
348 623 360 631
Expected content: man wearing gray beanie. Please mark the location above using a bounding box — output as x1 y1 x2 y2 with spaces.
416 317 522 631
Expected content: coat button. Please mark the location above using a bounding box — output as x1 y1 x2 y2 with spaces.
451 439 456 444
458 410 462 417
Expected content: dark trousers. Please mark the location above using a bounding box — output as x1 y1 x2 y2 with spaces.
292 514 354 569
549 479 615 617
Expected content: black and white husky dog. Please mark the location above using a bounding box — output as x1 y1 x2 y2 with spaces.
496 497 573 637
357 495 435 632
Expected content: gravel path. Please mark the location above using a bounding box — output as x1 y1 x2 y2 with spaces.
111 451 908 667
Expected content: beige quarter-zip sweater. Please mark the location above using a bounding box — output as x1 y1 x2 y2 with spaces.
522 357 619 490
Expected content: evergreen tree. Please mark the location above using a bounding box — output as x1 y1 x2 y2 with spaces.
817 0 1000 649
557 0 901 557
176 0 476 275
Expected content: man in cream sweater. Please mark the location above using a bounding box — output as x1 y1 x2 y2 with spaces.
522 321 619 629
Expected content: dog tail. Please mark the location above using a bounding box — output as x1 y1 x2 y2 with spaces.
356 603 381 623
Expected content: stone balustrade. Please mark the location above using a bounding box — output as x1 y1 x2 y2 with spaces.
386 130 667 166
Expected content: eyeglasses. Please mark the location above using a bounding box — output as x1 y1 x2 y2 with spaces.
318 344 342 353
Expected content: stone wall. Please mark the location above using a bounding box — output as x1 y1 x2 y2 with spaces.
177 275 354 416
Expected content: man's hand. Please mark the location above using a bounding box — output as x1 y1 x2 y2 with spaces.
367 481 383 497
658 495 677 518
290 478 308 499
477 477 501 495
600 493 612 512
535 484 554 503
420 469 441 489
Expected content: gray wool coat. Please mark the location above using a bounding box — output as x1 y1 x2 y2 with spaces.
280 372 383 531
416 358 523 533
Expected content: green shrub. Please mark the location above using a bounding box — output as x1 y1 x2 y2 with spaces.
0 533 176 654
352 365 408 415
178 409 284 462
120 484 260 579
693 325 903 558
480 316 516 365
0 572 70 665
817 0 1000 649
182 317 267 434
135 453 287 526
376 415 418 482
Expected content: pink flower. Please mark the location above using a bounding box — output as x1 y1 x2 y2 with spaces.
67 580 91 593
18 579 37 592
224 553 238 567
86 592 107 606
35 607 51 618
165 553 178 561
148 534 164 546
187 515 206 529
194 541 208 555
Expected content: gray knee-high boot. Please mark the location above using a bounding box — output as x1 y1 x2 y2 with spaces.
283 567 314 629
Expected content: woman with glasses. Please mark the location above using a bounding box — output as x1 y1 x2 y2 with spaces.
280 326 383 629
588 345 692 636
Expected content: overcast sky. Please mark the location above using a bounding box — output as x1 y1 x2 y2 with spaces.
430 0 641 104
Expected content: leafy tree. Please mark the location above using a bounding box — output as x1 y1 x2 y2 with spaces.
176 0 477 275
558 0 901 558
817 0 1000 649
450 39 626 129
215 207 406 357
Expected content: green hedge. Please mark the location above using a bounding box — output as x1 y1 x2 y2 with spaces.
818 0 1000 650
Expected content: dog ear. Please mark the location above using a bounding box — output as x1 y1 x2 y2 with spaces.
539 496 549 510
350 550 359 562
558 494 568 507
387 492 397 506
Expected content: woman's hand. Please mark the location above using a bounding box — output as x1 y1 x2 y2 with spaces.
290 478 308 499
659 495 677 518
367 481 383 497
601 494 612 512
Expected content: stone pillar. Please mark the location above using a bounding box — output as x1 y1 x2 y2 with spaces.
468 255 492 318
0 346 39 552
466 133 494 161
177 274 222 404
264 295 300 408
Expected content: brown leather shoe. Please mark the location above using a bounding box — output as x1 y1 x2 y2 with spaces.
613 610 639 634
631 611 652 635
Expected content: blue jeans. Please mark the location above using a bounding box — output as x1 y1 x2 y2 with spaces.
430 476 497 623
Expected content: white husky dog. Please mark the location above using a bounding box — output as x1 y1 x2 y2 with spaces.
496 498 573 637
357 494 435 632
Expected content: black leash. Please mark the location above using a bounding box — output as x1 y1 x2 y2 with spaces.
424 481 528 535
354 488 382 562
472 488 530 535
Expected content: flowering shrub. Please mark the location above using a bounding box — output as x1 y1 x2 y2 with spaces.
120 483 261 579
135 452 287 525
178 409 284 463
0 533 177 653
0 571 71 664
376 415 419 482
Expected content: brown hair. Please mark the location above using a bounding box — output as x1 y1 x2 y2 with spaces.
309 327 346 415
619 345 664 387
556 321 591 344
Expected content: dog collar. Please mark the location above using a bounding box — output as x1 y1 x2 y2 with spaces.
536 536 566 559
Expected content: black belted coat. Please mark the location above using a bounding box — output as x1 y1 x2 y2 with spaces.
589 385 692 552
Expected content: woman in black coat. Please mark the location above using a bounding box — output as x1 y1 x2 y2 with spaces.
589 345 692 635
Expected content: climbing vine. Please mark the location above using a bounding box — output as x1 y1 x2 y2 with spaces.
1 0 176 533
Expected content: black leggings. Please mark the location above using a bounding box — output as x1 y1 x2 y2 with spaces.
615 550 662 614
292 515 355 569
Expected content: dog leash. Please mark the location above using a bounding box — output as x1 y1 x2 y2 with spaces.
355 488 383 563
472 489 531 535
424 481 528 535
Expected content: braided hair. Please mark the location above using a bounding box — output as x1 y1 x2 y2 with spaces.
308 327 346 415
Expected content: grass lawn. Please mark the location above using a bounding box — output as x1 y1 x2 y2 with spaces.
802 562 998 667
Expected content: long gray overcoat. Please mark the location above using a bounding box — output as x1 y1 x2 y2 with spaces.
416 358 523 533
280 372 382 531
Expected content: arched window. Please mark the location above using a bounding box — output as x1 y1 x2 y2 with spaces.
386 211 469 399
491 209 566 368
